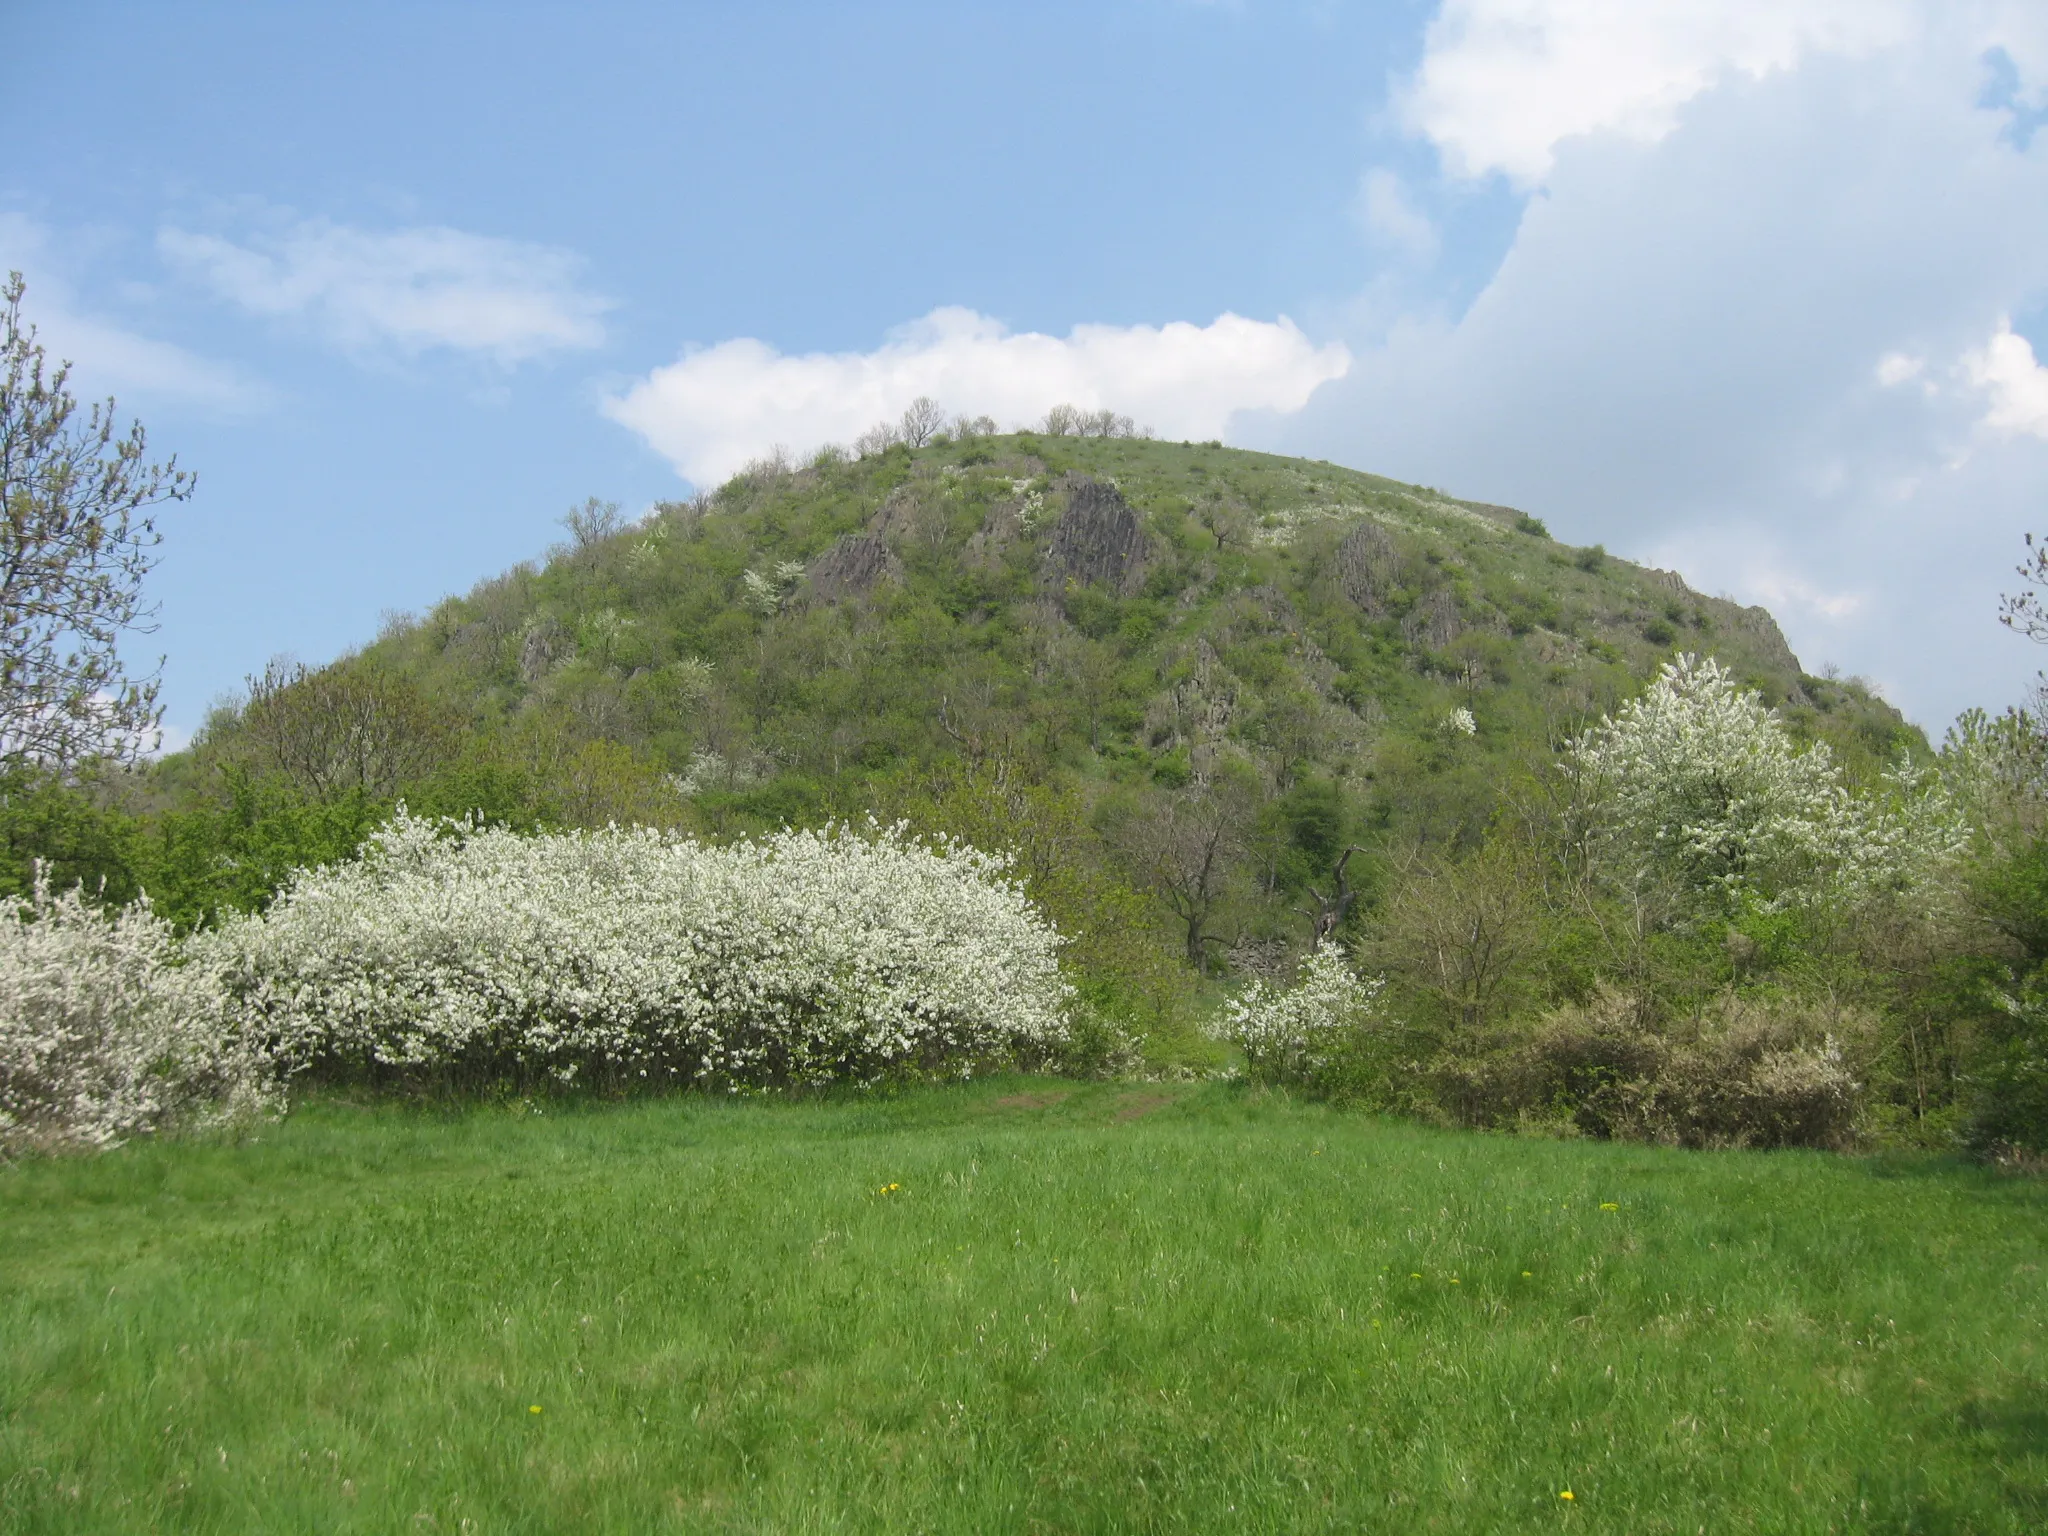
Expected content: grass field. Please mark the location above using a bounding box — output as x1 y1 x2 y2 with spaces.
2 1080 2044 1534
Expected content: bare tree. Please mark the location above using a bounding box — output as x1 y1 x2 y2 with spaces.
899 396 947 448
951 413 999 439
1197 495 1251 555
853 421 900 458
2003 531 2048 644
1371 837 1543 1031
1077 408 1138 439
1117 770 1259 964
1040 403 1083 437
0 272 193 766
559 497 624 551
1296 845 1368 951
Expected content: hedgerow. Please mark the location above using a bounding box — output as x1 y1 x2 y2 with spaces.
197 812 1071 1091
0 876 272 1156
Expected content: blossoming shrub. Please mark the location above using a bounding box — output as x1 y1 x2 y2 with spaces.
1567 654 1964 915
1213 946 1386 1090
0 878 272 1156
197 812 1072 1090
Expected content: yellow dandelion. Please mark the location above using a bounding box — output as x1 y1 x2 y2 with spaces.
1559 1489 1574 1500
1522 1270 1533 1277
529 1405 542 1415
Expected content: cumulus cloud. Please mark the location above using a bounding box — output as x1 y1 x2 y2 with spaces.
607 307 1351 486
159 217 609 365
0 214 261 411
1263 0 2048 727
1401 0 1914 183
1961 321 2048 439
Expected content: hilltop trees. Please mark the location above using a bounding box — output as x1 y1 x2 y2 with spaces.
0 273 191 768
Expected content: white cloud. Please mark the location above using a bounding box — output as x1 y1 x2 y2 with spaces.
0 214 261 410
1356 168 1439 260
1875 352 1925 387
1961 320 2048 438
1266 2 2048 728
606 307 1351 487
159 218 609 364
1401 0 1913 183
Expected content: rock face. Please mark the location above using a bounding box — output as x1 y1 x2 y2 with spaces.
1045 476 1149 596
1644 566 1804 678
518 618 568 683
804 533 902 604
1336 522 1398 616
1403 587 1463 649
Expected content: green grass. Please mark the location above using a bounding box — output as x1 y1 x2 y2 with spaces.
3 1081 2044 1533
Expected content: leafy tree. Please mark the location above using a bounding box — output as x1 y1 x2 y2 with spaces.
235 658 456 800
0 273 192 767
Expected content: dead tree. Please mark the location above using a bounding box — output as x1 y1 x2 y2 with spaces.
1296 845 1368 951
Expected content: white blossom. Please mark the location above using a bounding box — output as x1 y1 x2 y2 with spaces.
195 812 1073 1089
1213 945 1382 1084
0 874 274 1155
1566 654 1963 913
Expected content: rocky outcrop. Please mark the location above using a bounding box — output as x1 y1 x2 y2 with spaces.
1045 476 1150 596
1403 588 1462 649
1336 522 1398 617
518 617 568 684
803 533 902 604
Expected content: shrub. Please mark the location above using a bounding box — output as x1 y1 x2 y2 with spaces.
1213 946 1384 1088
1434 988 1865 1149
198 812 1073 1091
0 876 273 1156
1962 974 2048 1157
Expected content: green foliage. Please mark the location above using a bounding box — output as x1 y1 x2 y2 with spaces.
1964 971 2048 1156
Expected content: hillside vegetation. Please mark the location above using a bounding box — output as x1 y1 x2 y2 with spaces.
15 433 2040 1153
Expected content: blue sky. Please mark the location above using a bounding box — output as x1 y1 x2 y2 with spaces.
5 1 2046 740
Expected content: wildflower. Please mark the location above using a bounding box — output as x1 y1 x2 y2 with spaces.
529 1405 542 1415
1599 1202 1618 1211
1522 1271 1533 1277
1559 1489 1574 1501
878 1182 901 1196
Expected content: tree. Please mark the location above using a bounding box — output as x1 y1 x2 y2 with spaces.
0 273 192 766
2000 531 2048 645
234 658 455 800
898 396 946 448
1116 766 1259 965
1565 653 1960 916
852 420 899 458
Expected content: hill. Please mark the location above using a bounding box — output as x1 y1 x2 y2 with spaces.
365 434 1913 824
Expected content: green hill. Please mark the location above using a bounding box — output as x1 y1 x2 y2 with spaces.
364 433 1912 814
138 434 1917 1041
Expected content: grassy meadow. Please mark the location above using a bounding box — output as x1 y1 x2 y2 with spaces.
3 1081 2045 1534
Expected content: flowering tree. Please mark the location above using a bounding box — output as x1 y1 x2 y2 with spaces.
1566 654 1961 915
